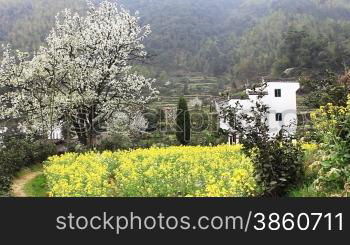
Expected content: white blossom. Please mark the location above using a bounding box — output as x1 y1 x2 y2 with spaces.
0 0 157 144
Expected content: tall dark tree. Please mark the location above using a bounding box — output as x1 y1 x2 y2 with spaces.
176 97 191 145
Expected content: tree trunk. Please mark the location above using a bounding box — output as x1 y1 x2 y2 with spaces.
87 132 97 149
75 129 88 146
72 119 88 146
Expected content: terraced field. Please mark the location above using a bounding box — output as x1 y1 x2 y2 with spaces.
153 75 227 109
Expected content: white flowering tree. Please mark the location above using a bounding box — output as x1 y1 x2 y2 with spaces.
0 0 157 146
0 46 61 138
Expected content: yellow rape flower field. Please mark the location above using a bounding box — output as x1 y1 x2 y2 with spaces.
44 145 258 197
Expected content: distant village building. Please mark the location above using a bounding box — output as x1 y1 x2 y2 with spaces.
163 106 177 121
216 79 300 144
48 127 64 141
189 97 203 108
163 106 176 128
0 124 64 143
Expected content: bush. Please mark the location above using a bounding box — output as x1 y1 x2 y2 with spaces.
301 143 320 181
0 137 57 194
301 71 349 109
44 145 259 197
307 95 350 196
286 143 320 197
97 134 132 151
246 135 304 197
190 130 226 146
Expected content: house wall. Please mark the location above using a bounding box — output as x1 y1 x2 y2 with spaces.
218 81 300 140
258 82 300 136
219 99 253 130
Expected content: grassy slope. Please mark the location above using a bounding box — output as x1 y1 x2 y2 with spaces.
23 174 48 197
13 164 48 197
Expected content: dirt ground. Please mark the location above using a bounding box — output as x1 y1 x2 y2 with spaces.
11 171 42 197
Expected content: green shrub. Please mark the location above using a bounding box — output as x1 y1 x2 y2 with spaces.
97 134 132 151
308 96 350 196
0 137 57 194
301 143 320 181
286 143 321 197
246 135 304 197
288 183 326 197
190 130 225 146
301 71 349 109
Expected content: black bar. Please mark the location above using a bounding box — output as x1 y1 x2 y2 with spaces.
0 198 348 243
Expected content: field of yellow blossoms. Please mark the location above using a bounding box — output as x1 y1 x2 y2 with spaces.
44 145 258 197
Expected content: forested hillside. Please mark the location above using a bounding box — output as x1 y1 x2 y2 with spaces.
2 0 350 87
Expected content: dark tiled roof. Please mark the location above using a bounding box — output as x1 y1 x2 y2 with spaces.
247 91 268 96
264 77 298 83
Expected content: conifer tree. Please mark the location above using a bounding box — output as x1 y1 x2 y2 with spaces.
176 97 191 145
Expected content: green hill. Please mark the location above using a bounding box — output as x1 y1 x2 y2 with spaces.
2 0 350 96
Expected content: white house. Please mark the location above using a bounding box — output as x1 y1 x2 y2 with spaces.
48 127 64 140
216 79 300 144
189 97 203 108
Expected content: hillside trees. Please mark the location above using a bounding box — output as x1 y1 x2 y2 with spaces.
0 0 87 52
233 12 350 79
301 71 350 108
3 0 350 102
0 0 157 147
4 0 350 81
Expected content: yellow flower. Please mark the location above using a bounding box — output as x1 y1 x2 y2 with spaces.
44 145 257 197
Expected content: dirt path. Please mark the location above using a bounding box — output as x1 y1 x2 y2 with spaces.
11 171 42 197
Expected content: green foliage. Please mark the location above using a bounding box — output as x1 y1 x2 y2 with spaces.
289 142 347 197
176 97 191 145
248 136 304 197
0 0 86 52
3 0 350 84
307 96 350 196
190 109 209 132
97 134 132 151
288 183 326 197
301 71 350 108
0 137 57 194
190 130 227 146
23 174 48 197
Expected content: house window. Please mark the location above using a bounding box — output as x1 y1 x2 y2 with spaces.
275 89 282 97
276 113 283 122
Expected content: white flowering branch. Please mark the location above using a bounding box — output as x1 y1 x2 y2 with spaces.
0 0 157 146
